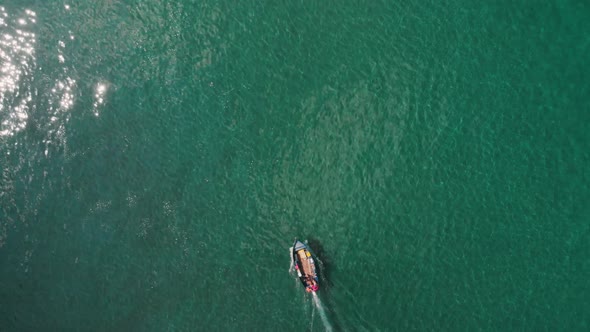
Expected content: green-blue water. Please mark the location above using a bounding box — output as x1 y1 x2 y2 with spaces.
1 1 589 331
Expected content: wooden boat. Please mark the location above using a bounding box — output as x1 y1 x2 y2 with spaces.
292 239 319 292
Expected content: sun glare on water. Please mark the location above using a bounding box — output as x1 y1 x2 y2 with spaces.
0 7 36 138
93 83 108 117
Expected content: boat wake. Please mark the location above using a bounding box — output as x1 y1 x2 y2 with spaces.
290 240 333 331
312 292 333 332
288 246 294 272
310 301 316 331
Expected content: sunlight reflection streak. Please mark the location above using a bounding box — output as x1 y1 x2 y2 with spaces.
0 9 36 137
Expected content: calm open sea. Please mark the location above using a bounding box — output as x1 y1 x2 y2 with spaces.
1 1 589 331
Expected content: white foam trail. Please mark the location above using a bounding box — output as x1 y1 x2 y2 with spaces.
312 292 333 332
288 246 294 272
310 302 315 331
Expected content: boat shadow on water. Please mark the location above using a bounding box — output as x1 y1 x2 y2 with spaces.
306 238 331 287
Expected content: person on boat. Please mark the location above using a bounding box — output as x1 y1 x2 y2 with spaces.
310 279 319 292
305 276 314 292
305 276 318 292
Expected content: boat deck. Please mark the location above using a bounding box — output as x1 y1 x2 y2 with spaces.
296 249 313 276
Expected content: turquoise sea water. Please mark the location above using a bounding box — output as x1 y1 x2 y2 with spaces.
1 1 589 330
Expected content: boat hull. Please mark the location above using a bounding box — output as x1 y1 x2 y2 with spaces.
292 239 319 292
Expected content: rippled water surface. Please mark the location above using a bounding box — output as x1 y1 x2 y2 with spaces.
1 1 589 330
